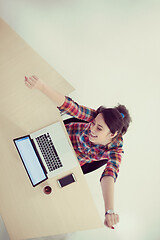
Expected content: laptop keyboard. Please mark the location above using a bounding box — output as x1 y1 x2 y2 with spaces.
35 133 63 172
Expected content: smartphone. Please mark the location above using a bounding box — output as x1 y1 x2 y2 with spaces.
57 173 76 188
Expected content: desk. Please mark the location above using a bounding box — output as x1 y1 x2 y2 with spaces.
0 18 103 240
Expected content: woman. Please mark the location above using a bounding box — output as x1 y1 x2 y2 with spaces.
25 75 131 230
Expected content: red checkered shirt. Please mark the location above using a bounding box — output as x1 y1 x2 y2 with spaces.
58 96 124 182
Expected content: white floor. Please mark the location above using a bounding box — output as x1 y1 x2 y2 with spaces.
1 1 160 240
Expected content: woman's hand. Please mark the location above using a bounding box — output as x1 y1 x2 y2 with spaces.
25 75 65 107
104 213 119 229
25 75 45 91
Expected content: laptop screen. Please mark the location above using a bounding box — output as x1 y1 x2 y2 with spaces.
14 136 47 187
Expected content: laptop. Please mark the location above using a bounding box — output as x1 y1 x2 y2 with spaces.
13 121 78 187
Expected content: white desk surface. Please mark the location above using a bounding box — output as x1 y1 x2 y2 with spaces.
0 18 103 240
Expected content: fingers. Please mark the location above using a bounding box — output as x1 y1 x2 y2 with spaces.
112 213 119 225
24 75 38 89
104 213 119 229
24 76 32 89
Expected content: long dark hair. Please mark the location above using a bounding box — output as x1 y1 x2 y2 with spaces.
96 104 132 135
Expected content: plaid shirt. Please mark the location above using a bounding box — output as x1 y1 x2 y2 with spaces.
58 96 124 182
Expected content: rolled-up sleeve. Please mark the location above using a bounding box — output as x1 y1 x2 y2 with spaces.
100 149 123 183
57 96 96 122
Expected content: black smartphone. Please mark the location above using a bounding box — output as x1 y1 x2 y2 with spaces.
57 173 76 188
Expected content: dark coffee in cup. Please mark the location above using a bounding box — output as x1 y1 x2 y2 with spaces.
43 186 52 195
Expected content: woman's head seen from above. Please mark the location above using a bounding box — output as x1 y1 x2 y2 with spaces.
89 104 132 146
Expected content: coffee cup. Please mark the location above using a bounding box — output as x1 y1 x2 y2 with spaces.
43 185 52 195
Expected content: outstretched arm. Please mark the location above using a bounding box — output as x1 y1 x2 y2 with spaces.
101 176 119 229
25 75 65 107
25 75 96 122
